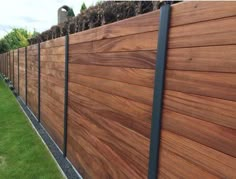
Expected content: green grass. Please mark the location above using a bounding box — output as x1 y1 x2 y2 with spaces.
0 79 64 179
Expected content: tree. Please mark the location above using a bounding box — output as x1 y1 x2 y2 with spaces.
80 2 87 13
67 8 75 17
0 28 39 53
0 39 10 53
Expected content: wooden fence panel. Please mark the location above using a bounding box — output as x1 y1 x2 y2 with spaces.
27 44 38 117
10 51 13 82
0 2 235 179
67 8 160 178
0 54 2 74
19 48 26 102
13 50 18 93
40 37 65 150
157 2 236 178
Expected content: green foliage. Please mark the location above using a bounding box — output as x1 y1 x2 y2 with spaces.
67 8 75 17
29 29 40 38
0 39 10 53
0 28 39 54
80 2 87 12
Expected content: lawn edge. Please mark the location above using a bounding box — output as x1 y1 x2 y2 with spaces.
0 76 82 179
16 96 82 179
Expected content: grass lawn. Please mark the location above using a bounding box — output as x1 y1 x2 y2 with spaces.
0 79 64 179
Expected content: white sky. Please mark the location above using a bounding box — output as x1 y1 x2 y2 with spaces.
0 0 99 38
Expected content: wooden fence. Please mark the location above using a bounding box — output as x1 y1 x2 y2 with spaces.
0 2 236 178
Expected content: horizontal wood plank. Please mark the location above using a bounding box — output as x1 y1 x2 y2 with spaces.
40 36 65 49
159 130 236 178
67 106 148 178
69 73 153 105
40 46 65 55
69 2 236 45
40 54 64 62
69 51 156 69
167 45 236 72
166 70 236 102
164 90 236 130
69 31 157 54
69 64 154 87
162 109 236 157
69 82 152 124
68 90 150 138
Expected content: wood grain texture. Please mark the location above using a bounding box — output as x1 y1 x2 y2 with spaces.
27 46 38 116
166 70 236 102
69 64 155 88
171 2 236 27
13 50 18 91
68 90 150 138
167 45 236 72
69 31 157 54
164 90 236 130
40 46 65 55
40 103 64 149
69 82 152 122
162 109 236 157
69 10 160 45
69 2 236 45
40 54 64 62
159 130 236 179
40 50 65 150
67 104 149 178
69 73 153 105
69 51 156 69
169 16 236 48
19 48 26 102
40 36 65 49
41 61 64 71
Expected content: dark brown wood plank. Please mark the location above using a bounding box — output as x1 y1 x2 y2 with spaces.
171 2 236 27
69 82 152 124
169 16 236 48
159 130 236 179
40 104 64 149
69 64 154 87
67 106 149 178
69 51 156 69
40 54 64 62
69 2 236 45
167 45 236 72
164 90 236 130
40 36 65 49
69 10 160 45
69 31 157 54
41 73 64 88
19 48 26 102
162 109 236 157
40 61 65 71
41 68 65 80
69 73 153 105
68 90 150 138
40 46 65 55
166 70 236 102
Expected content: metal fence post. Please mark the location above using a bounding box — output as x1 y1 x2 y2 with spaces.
25 47 28 105
38 43 41 122
63 34 69 157
148 3 171 179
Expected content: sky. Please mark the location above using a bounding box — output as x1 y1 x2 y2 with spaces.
0 0 99 38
